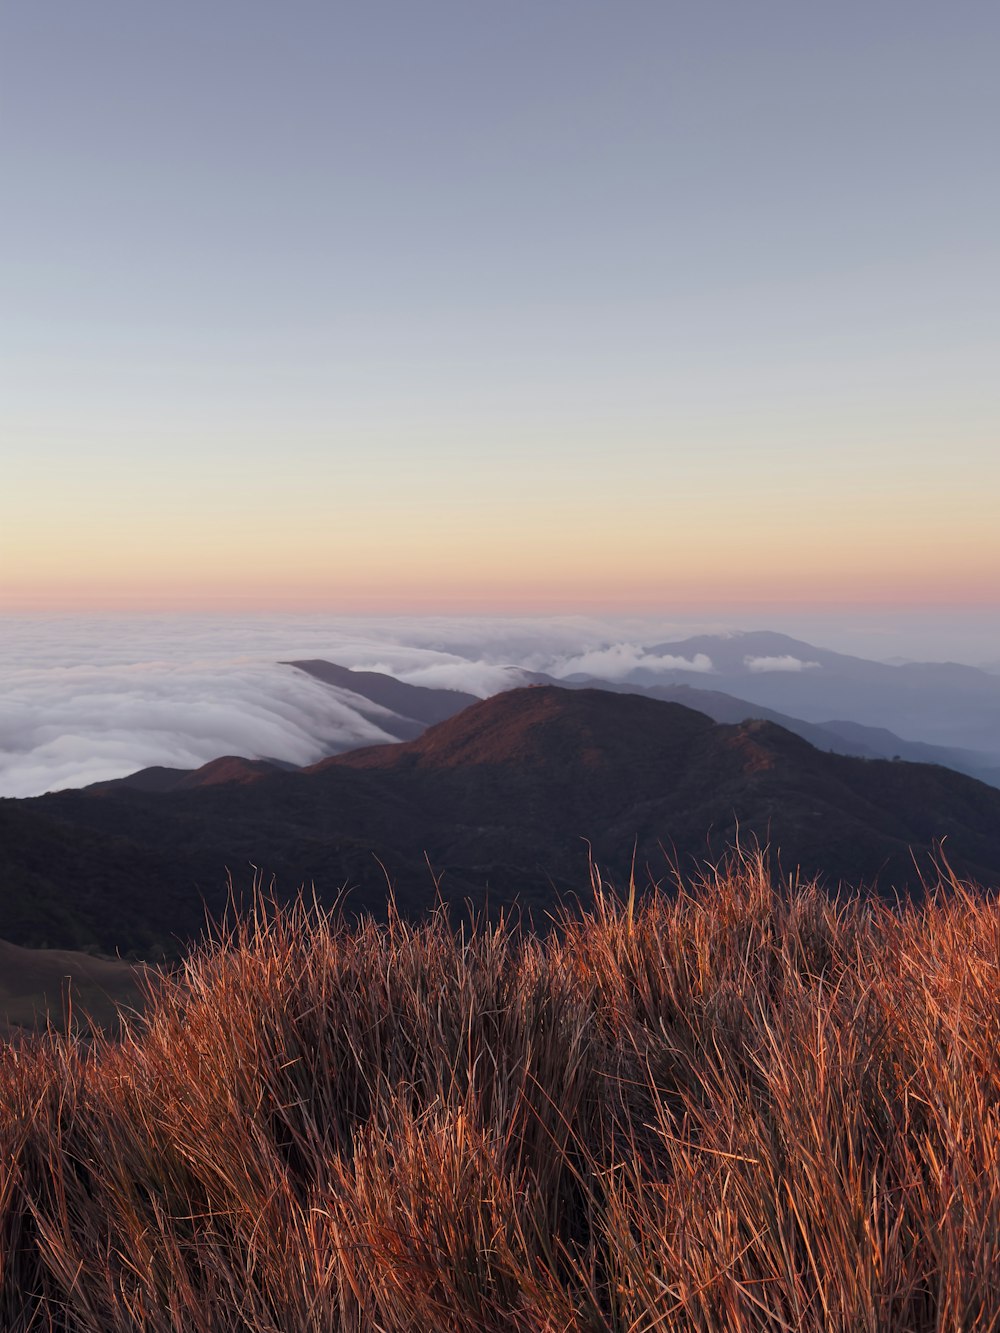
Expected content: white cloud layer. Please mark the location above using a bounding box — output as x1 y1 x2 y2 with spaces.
0 660 403 797
0 615 688 796
744 655 821 672
548 645 714 680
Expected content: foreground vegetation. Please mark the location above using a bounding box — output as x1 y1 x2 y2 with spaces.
3 858 1000 1331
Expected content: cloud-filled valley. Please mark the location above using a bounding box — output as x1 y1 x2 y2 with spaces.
0 617 581 795
0 615 712 795
0 662 407 797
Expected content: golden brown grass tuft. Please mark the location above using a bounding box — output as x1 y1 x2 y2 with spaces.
3 855 1000 1330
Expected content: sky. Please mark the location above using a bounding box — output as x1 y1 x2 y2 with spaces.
3 1 998 614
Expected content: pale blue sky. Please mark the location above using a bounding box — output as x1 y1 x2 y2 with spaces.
3 2 998 610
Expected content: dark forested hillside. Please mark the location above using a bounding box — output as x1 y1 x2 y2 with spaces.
4 687 1000 955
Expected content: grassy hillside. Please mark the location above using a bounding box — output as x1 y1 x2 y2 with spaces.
2 856 1000 1330
0 938 146 1037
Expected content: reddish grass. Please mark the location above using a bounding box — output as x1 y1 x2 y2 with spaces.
3 855 1000 1330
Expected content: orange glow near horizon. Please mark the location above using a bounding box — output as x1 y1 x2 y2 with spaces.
4 564 998 617
6 5 1000 634
4 437 997 616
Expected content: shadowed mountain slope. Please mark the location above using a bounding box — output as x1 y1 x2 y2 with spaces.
285 659 479 728
4 687 1000 955
573 679 1000 788
90 756 289 794
0 938 146 1036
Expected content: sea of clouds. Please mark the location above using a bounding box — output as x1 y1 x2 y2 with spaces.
2 612 997 798
0 614 716 797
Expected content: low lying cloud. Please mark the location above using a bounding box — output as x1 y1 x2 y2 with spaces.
379 662 531 696
0 661 402 798
0 618 721 796
655 653 715 672
548 645 714 681
744 655 821 673
0 617 624 797
1 615 843 797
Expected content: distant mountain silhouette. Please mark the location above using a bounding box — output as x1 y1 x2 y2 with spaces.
602 630 1000 756
4 688 1000 956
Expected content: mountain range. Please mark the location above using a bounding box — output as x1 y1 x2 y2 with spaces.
4 685 1000 958
91 642 1000 794
615 630 1000 757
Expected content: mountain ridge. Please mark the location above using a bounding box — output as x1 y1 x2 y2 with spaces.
5 686 1000 956
87 652 1000 795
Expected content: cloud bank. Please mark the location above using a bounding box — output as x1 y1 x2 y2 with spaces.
0 661 403 798
548 645 714 681
0 616 735 796
744 655 821 673
0 618 583 795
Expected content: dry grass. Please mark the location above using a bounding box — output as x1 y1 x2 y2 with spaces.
3 855 1000 1331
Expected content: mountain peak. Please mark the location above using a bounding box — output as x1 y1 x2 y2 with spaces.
330 685 717 773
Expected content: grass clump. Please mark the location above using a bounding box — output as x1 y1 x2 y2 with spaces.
2 855 1000 1330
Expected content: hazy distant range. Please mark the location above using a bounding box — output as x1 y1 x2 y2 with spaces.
4 621 1000 799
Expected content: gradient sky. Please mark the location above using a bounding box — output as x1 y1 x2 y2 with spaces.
3 1 998 613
